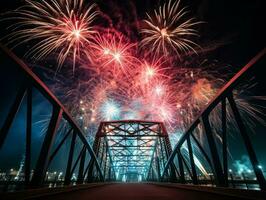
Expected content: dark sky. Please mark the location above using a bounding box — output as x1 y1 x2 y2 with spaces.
0 0 265 174
0 0 265 66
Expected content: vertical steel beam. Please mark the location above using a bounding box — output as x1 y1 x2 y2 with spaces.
30 107 62 187
202 116 225 186
64 131 77 185
99 142 105 168
164 136 177 182
25 87 32 185
155 151 161 180
87 136 101 182
187 135 198 185
159 138 166 165
159 138 169 179
108 164 112 181
103 141 109 180
0 84 27 148
177 151 185 183
180 152 193 180
70 144 85 175
151 166 156 181
228 94 266 190
221 99 228 186
77 146 86 184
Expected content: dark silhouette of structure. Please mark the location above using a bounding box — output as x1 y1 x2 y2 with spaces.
0 45 266 199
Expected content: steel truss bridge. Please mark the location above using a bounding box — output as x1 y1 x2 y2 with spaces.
88 120 174 182
0 45 266 199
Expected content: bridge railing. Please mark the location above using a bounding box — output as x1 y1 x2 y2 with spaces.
161 49 266 190
0 45 104 191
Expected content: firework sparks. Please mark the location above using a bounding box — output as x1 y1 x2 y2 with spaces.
1 0 265 179
88 30 138 75
3 0 98 71
191 78 216 106
100 100 121 121
140 0 201 57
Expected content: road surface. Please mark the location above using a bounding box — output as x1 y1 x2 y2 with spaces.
32 183 249 200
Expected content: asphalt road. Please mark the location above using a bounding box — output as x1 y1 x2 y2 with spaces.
32 183 249 200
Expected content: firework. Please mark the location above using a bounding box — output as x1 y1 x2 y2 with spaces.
88 30 138 76
2 0 265 179
100 100 121 121
140 58 167 77
3 0 98 71
140 0 201 57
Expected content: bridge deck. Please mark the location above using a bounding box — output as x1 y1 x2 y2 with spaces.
4 183 265 200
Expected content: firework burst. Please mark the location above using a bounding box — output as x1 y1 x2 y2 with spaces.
88 29 138 76
3 0 98 71
1 0 265 178
140 0 201 57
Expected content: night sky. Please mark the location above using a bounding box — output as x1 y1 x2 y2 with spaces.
0 0 265 175
1 0 265 65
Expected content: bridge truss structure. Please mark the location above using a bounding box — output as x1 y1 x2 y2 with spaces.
161 49 266 190
87 120 175 182
0 44 265 192
0 45 104 189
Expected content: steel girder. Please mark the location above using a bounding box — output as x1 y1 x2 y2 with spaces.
91 120 176 182
0 46 104 189
161 48 266 190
